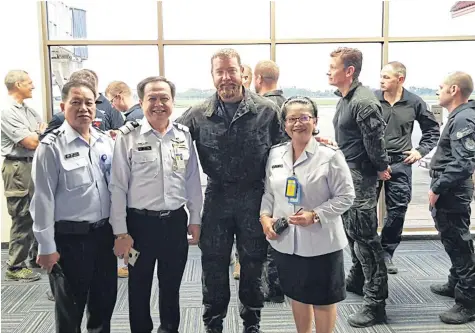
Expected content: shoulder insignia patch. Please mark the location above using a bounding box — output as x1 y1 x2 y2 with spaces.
41 129 63 145
456 126 474 139
118 121 140 135
173 122 189 133
270 141 288 150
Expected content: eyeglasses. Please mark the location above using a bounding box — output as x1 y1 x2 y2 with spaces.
285 115 315 124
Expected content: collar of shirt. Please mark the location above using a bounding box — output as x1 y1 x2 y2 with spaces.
140 118 173 136
334 79 361 99
449 102 474 120
282 137 318 170
6 95 26 110
205 87 258 117
375 87 410 104
263 89 284 98
59 120 103 146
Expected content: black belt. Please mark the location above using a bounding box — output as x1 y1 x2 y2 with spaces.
4 156 33 162
55 218 108 235
429 170 443 178
388 154 405 164
128 206 183 218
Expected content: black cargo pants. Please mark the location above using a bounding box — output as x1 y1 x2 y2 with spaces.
431 174 475 307
377 154 412 257
200 185 267 331
344 168 388 309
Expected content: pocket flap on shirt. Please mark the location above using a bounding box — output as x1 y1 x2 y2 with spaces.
62 157 88 171
131 152 157 163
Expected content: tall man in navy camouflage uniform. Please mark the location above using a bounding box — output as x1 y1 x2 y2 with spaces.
329 47 390 327
375 62 440 274
177 48 284 333
428 72 475 324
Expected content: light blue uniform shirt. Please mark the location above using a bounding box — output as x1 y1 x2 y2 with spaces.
30 121 114 255
109 119 203 235
260 139 355 257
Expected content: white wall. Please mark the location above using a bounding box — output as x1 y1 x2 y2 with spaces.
0 2 45 242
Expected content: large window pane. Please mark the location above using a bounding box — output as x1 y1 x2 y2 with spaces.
47 1 158 40
276 43 382 138
388 41 475 229
50 45 159 115
165 45 270 115
162 1 270 40
276 1 383 39
389 1 475 36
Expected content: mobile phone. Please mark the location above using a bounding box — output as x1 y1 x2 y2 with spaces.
128 248 140 267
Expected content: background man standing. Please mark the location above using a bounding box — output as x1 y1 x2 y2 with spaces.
375 61 440 274
329 47 390 328
429 72 475 325
177 48 284 333
254 60 286 108
1 70 44 282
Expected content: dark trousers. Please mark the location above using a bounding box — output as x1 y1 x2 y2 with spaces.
431 177 475 307
54 222 117 333
344 168 388 308
2 159 37 269
127 208 189 333
377 159 412 257
263 246 283 298
200 186 267 330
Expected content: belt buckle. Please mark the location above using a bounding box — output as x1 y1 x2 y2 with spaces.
159 210 171 218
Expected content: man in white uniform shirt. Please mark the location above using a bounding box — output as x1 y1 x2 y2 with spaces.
31 80 117 333
109 76 202 333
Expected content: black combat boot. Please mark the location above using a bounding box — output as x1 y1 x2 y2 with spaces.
384 255 398 274
346 276 364 296
242 324 262 333
347 305 387 328
430 282 455 298
439 303 475 324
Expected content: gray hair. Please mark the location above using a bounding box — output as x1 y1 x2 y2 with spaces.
4 70 29 91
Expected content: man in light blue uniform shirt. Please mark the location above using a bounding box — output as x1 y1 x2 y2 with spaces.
30 80 117 333
110 76 202 333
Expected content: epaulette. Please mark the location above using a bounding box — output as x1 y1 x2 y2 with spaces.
41 129 63 145
173 122 189 133
92 126 106 135
118 121 140 135
270 141 288 150
320 142 340 151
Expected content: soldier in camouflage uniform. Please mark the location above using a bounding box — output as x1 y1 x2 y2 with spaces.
329 47 390 327
429 72 475 324
375 62 440 274
177 48 284 333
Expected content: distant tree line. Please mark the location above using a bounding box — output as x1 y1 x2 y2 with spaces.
175 86 438 99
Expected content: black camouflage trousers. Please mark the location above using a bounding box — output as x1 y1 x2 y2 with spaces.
262 246 283 299
200 184 267 330
377 157 412 257
431 177 475 307
344 168 388 308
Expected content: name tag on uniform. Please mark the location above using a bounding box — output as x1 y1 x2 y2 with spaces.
272 164 283 169
137 146 152 151
65 152 80 159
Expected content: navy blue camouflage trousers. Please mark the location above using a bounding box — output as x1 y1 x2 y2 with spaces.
344 168 388 309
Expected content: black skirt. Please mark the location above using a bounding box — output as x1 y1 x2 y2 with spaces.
273 249 346 305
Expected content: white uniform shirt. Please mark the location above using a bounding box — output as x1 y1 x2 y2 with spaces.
30 121 114 255
260 138 355 257
109 119 203 235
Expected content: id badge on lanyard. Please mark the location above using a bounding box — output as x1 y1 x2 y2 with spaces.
285 175 301 205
